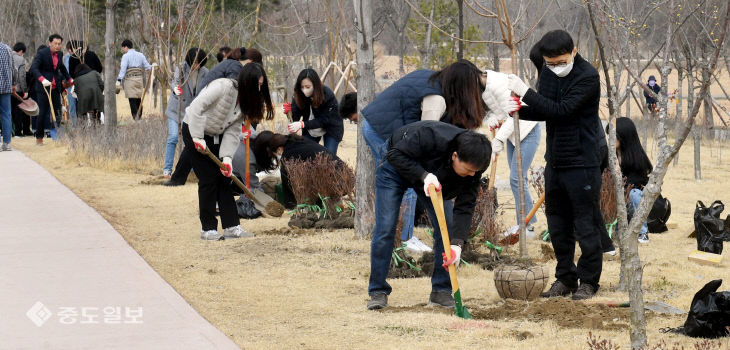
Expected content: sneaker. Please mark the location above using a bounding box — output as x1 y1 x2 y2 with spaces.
429 291 455 308
223 225 254 238
572 283 598 300
200 230 224 241
540 280 577 298
162 170 172 179
638 232 649 244
403 237 423 253
413 236 433 252
367 293 388 310
526 226 536 239
1 143 11 151
604 250 617 256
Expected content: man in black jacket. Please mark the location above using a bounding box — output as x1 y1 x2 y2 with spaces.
30 34 72 145
505 30 604 300
367 121 491 310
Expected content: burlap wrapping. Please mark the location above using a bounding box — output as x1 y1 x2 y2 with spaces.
493 264 549 301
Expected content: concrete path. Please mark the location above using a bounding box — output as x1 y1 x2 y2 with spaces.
0 151 239 350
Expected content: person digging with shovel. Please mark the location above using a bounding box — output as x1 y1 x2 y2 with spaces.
367 121 491 310
181 63 273 240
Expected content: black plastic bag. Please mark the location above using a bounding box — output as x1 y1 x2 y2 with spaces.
682 279 730 338
647 195 671 233
694 201 726 254
236 196 262 219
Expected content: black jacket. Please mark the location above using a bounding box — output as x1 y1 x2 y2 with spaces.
386 121 487 245
643 84 661 105
68 50 103 78
520 54 602 168
30 47 70 92
279 137 342 208
291 85 344 142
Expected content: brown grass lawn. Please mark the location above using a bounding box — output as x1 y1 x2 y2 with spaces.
12 91 730 349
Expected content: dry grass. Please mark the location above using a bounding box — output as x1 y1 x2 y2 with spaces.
12 94 730 349
283 152 355 212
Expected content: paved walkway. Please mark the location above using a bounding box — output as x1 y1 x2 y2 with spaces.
0 151 239 349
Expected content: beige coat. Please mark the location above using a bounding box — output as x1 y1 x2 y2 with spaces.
183 78 244 159
123 67 145 98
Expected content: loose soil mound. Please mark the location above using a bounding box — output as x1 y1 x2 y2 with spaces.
288 211 354 229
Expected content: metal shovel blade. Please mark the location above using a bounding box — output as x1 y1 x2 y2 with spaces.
645 301 686 315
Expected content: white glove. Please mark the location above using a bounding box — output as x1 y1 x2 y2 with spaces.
115 80 122 88
41 79 52 88
192 137 207 152
220 157 233 178
70 85 77 99
173 85 182 96
287 121 304 134
485 112 503 131
492 139 504 155
442 245 462 268
423 173 441 197
62 106 67 115
507 74 530 96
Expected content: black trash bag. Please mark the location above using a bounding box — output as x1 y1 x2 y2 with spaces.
236 196 262 219
694 201 726 254
682 279 730 338
647 195 671 233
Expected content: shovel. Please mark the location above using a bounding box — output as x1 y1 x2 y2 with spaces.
500 192 546 245
592 300 685 315
428 184 471 319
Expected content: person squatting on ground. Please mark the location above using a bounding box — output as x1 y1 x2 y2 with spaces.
30 34 72 145
502 30 605 300
367 121 492 310
162 48 209 177
360 59 516 254
11 42 33 137
181 62 273 240
283 68 343 155
117 39 151 119
72 64 104 125
612 117 653 243
164 47 262 186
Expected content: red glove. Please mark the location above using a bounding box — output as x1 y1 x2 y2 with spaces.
174 85 182 96
441 245 462 270
192 138 207 152
508 95 522 115
22 92 28 99
220 157 233 177
282 102 291 114
241 124 251 140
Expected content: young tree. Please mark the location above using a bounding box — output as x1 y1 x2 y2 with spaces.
104 0 118 130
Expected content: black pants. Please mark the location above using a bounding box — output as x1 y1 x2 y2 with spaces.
35 87 61 139
129 98 141 119
169 145 193 184
11 97 32 136
545 166 604 288
182 123 239 231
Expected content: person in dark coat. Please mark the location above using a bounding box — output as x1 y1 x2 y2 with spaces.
643 75 661 112
30 34 72 145
505 30 604 300
66 41 103 78
366 121 491 310
73 64 104 124
284 68 343 155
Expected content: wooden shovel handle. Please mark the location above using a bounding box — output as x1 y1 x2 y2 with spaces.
203 147 264 208
524 192 546 225
428 184 460 292
244 120 251 189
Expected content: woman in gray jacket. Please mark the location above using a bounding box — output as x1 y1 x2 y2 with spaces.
163 48 209 176
182 62 273 240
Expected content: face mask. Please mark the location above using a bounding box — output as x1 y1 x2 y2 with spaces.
302 88 313 97
548 53 575 78
648 81 656 87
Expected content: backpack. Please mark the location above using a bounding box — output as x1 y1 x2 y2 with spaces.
647 194 671 233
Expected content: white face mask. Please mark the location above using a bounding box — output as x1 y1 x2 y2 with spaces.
302 87 313 97
549 61 574 78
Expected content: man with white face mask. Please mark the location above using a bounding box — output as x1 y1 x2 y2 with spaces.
643 75 661 113
504 30 605 301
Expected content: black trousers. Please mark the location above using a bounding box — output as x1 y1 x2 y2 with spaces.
129 98 141 119
35 87 61 139
11 97 32 136
545 166 604 288
182 123 239 231
169 145 193 184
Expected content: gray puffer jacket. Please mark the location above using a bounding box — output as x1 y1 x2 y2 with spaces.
183 78 243 159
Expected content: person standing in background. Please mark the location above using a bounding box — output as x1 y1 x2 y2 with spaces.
116 39 151 119
30 34 72 145
643 75 661 113
11 42 32 137
0 41 17 150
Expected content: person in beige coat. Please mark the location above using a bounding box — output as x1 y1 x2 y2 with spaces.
182 62 274 240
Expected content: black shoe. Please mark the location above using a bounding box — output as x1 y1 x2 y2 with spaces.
540 280 577 298
162 180 183 187
572 283 598 300
428 291 455 308
367 293 388 310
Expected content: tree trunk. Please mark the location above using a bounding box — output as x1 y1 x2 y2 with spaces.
422 2 435 69
28 0 39 56
457 0 464 60
702 64 714 140
104 0 118 131
673 64 683 166
353 0 376 239
511 47 528 259
687 70 701 180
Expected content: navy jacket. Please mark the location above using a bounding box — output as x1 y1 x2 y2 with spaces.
198 59 242 91
291 85 344 142
519 54 602 168
361 69 442 139
386 121 488 245
643 84 661 105
30 47 70 92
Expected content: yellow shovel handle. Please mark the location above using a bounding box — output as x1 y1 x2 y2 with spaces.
428 184 460 292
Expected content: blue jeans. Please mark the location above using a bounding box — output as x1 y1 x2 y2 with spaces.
0 94 11 144
368 159 452 296
505 124 541 226
163 118 179 173
303 133 340 155
627 188 649 236
66 87 77 125
361 119 416 241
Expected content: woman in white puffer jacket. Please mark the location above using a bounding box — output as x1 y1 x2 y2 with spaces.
182 62 274 240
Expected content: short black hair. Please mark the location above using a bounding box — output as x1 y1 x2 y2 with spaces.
185 47 207 67
538 30 574 58
121 39 133 49
454 131 492 171
339 92 357 119
13 42 26 52
216 46 232 63
48 34 63 43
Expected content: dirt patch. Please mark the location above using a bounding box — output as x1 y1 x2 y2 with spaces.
388 249 427 279
381 303 454 316
288 211 354 229
259 227 314 236
538 243 555 262
140 175 168 185
469 298 654 331
265 201 285 217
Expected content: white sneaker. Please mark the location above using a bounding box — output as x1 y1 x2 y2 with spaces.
223 225 254 238
0 143 11 151
201 230 224 241
403 237 424 253
604 250 617 256
411 236 433 253
638 232 649 244
526 226 536 239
